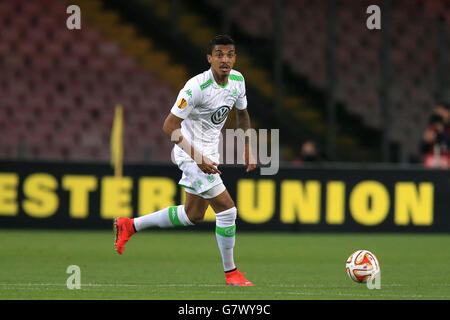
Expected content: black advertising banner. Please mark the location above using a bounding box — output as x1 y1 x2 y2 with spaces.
0 160 449 232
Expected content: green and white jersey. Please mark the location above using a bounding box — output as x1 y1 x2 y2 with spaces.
170 68 247 163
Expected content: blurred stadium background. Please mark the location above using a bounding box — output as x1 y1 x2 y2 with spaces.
1 0 450 300
0 0 448 164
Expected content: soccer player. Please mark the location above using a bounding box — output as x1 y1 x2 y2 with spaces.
114 35 256 286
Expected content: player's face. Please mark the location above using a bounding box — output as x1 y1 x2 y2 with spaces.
208 45 236 78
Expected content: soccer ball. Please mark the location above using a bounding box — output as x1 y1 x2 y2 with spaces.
345 250 380 283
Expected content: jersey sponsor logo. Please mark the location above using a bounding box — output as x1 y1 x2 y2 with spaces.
211 106 231 124
177 98 187 109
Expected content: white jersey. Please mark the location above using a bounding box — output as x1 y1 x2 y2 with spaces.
170 68 247 164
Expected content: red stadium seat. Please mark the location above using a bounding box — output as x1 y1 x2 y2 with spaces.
0 0 174 163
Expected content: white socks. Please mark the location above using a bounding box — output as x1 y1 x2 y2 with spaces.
133 205 194 231
133 204 238 273
215 207 237 272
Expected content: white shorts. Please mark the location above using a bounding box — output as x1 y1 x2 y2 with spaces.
185 182 226 199
177 160 226 199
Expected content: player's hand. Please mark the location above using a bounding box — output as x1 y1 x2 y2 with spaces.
244 147 257 172
198 156 222 175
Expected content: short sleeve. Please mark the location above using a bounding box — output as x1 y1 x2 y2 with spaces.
234 77 247 110
170 79 200 119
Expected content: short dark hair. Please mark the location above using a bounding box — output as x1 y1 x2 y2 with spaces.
208 35 235 54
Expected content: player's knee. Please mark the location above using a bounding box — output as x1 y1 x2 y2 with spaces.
225 198 235 209
211 197 235 213
215 206 237 225
189 214 204 225
185 208 205 224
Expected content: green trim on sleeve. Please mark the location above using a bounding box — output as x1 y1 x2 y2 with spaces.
229 74 244 82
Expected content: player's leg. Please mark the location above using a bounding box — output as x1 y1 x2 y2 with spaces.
133 189 209 229
183 191 210 224
114 190 207 255
208 187 253 286
208 188 236 271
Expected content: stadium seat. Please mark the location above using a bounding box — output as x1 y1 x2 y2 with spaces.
0 0 175 163
206 0 449 157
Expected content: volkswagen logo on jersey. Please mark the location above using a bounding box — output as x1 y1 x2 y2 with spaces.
211 106 231 124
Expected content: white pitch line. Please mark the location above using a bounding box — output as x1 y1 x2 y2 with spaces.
1 282 450 299
0 283 224 288
0 282 449 288
264 283 409 288
0 283 139 287
274 291 450 299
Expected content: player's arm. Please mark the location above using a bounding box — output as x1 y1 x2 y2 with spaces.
236 109 256 172
163 113 221 175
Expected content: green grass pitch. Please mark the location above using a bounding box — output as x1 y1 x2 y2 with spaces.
1 229 450 300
